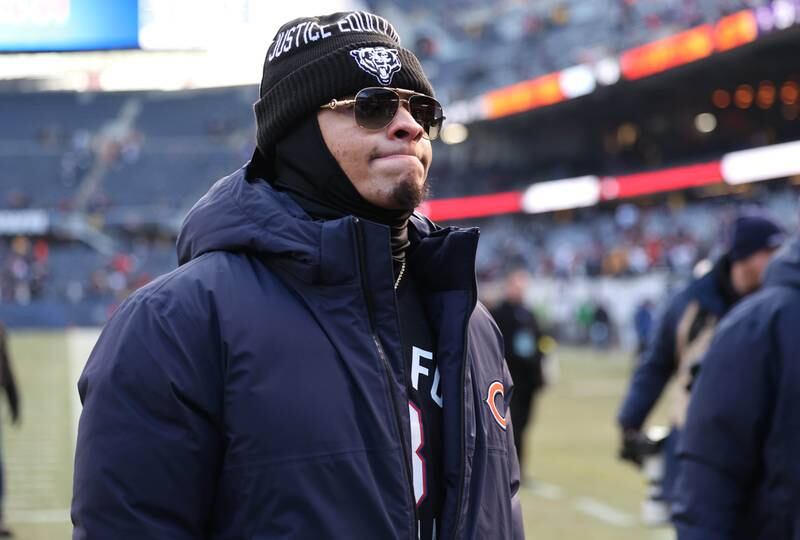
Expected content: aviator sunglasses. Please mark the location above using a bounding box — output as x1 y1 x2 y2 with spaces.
320 87 445 140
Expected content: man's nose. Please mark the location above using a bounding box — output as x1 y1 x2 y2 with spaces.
386 104 424 142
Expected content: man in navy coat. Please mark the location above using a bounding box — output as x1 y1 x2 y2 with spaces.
617 214 784 509
673 233 800 539
71 11 523 540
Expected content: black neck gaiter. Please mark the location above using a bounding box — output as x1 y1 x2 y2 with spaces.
269 116 411 264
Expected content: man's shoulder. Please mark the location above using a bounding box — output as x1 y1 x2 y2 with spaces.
718 283 800 337
683 270 717 302
470 302 504 350
124 251 262 314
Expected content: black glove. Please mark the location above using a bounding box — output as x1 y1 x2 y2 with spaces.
619 429 659 467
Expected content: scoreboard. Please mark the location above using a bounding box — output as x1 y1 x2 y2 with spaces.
0 0 139 52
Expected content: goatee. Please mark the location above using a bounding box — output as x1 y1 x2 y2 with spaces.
390 178 430 210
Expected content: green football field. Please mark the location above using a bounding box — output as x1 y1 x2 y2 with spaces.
3 331 676 540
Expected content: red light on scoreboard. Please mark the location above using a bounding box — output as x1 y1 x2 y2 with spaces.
484 73 565 119
715 10 758 51
621 25 715 80
421 192 523 221
601 162 723 199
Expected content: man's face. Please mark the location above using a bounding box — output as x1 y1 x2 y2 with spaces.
317 88 433 210
506 271 529 304
731 248 777 296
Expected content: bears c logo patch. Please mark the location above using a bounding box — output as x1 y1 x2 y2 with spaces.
485 381 507 430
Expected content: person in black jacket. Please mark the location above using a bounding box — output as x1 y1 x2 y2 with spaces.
490 270 546 476
616 214 784 510
0 323 19 538
72 11 523 540
673 234 800 539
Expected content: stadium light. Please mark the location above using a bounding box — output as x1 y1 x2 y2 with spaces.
722 140 800 184
774 0 798 29
440 123 469 145
559 65 596 99
484 73 565 119
694 113 717 133
714 10 758 51
594 57 621 86
444 97 490 124
712 89 731 108
735 84 755 108
617 123 639 147
781 81 799 105
621 25 715 80
521 176 601 214
757 81 777 108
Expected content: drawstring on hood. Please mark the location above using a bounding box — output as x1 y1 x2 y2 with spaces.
266 116 411 265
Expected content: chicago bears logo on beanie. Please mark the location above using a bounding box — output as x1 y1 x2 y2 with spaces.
350 46 402 85
253 11 434 158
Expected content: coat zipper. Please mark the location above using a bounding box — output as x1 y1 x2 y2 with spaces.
451 239 478 540
353 217 418 539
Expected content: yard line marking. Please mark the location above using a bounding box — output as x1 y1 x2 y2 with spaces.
525 480 565 500
66 328 102 445
8 508 70 524
573 496 636 527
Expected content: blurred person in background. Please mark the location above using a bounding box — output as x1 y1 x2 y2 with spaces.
0 323 20 538
673 231 800 539
589 301 613 349
633 299 655 357
71 11 523 540
616 214 784 518
490 270 548 481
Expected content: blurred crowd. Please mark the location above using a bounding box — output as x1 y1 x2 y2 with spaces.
368 0 772 102
0 0 794 333
4 185 796 295
1 90 253 213
0 235 170 313
0 236 48 305
476 185 797 281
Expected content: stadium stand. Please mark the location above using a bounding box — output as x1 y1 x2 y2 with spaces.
1 0 798 333
364 0 772 102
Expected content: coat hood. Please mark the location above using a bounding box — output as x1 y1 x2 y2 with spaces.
177 167 324 268
763 235 800 290
176 166 451 286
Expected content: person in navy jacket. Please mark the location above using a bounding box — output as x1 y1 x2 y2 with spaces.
616 215 784 507
673 234 800 539
71 11 523 540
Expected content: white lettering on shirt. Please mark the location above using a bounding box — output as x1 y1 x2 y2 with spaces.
411 347 433 391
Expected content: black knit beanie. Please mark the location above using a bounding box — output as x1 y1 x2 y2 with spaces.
253 11 435 158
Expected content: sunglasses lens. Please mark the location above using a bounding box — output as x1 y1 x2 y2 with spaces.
409 95 444 140
354 88 399 130
352 88 445 140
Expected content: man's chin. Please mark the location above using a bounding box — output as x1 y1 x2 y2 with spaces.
388 177 429 210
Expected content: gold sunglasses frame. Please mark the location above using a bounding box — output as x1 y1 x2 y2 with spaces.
319 87 445 140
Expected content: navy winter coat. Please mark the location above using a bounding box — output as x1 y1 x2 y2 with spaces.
71 168 524 539
673 236 800 540
617 257 737 430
